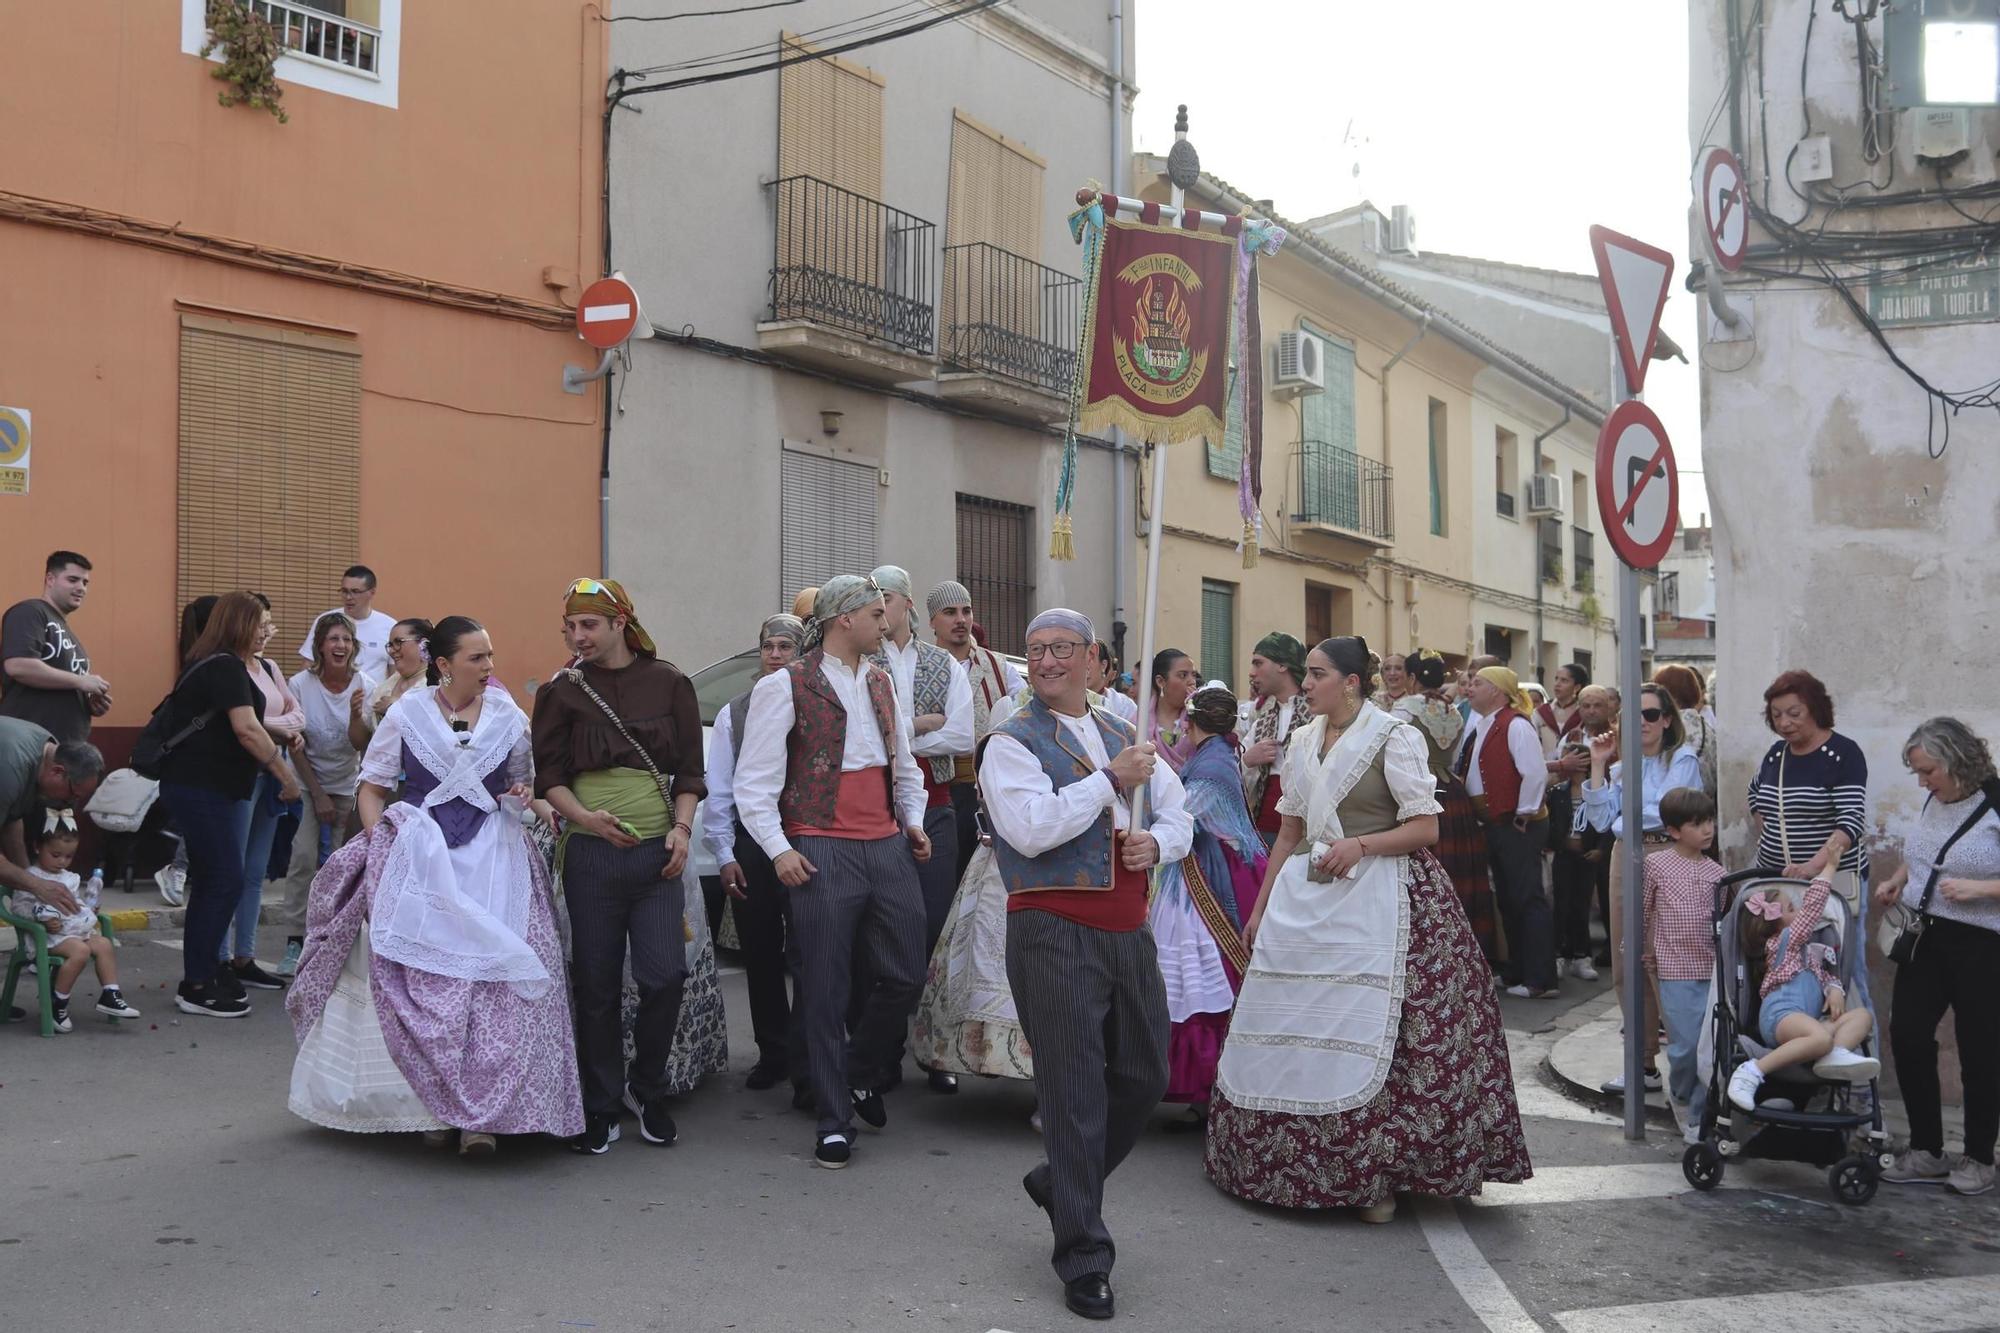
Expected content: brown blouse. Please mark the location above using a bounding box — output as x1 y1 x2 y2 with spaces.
530 657 706 801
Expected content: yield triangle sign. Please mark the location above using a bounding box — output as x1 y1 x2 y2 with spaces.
1589 225 1674 396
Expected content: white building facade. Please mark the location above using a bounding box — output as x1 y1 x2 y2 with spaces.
605 3 1133 668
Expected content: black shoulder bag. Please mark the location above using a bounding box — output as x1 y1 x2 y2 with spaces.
1885 778 2000 965
130 653 237 780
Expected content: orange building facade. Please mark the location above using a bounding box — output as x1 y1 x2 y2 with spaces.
0 1 608 754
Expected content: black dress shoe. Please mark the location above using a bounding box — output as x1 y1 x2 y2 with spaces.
927 1069 960 1094
1064 1273 1114 1320
850 1086 888 1129
1022 1166 1052 1213
745 1059 788 1091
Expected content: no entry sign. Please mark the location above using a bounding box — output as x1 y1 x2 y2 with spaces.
1701 147 1748 273
575 275 643 349
1593 400 1679 569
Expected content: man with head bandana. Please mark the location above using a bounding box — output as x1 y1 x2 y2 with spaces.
532 578 708 1154
734 575 931 1169
927 578 1025 881
981 607 1193 1321
1240 632 1311 848
1454 664 1559 999
704 613 808 1093
864 565 974 1093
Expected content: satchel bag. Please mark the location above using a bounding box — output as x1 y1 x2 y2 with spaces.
130 653 238 780
1881 781 2000 964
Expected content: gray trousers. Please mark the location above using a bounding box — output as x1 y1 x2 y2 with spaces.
269 793 357 933
564 836 687 1116
1005 907 1170 1283
789 833 926 1137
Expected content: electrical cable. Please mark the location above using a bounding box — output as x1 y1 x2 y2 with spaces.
620 1 935 78
609 0 806 21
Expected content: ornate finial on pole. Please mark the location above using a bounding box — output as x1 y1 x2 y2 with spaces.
1174 103 1189 135
1167 104 1200 192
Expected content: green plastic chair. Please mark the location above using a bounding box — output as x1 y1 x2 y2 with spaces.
1 888 119 1038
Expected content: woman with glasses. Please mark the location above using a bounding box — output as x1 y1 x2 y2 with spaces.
1580 683 1702 1095
365 619 433 727
288 615 583 1156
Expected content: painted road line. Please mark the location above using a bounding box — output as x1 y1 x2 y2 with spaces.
150 938 185 951
1414 1197 1542 1333
1470 1163 1690 1208
1555 1274 2000 1333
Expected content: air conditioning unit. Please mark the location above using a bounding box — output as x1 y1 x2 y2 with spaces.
1389 204 1418 256
1524 472 1566 516
1271 330 1325 396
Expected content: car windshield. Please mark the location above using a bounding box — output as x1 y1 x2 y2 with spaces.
690 650 760 725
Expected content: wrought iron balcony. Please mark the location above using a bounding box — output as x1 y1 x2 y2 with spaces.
1293 441 1394 543
249 1 381 75
941 242 1079 396
767 176 936 355
1573 527 1595 591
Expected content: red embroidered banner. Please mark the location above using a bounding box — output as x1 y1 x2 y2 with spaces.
1076 214 1239 445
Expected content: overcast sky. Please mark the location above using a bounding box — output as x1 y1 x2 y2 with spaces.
1132 0 1709 526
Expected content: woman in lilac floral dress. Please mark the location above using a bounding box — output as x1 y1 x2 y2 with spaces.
287 618 583 1156
1206 637 1529 1221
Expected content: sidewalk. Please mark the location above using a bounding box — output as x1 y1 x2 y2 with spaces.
1546 992 1935 1152
2 882 283 948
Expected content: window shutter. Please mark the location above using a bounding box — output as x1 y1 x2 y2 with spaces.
1199 579 1236 692
945 112 1044 259
955 493 1034 655
778 35 884 197
1205 397 1243 480
1298 322 1358 528
780 449 879 601
177 314 360 653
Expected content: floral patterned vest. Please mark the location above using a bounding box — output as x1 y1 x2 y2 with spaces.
989 697 1137 896
778 650 900 831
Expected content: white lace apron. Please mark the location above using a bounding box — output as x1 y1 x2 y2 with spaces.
1216 703 1411 1115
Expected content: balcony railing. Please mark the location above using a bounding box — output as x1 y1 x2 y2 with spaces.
1573 527 1595 591
249 1 381 75
1539 517 1563 584
941 242 1080 396
768 176 936 355
1495 490 1517 519
1293 441 1394 542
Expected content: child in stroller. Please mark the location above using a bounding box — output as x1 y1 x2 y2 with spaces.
1686 871 1889 1205
1727 876 1878 1110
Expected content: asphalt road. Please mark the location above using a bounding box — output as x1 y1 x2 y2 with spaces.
6 942 1998 1333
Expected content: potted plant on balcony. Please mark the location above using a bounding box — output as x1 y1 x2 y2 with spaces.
201 0 289 124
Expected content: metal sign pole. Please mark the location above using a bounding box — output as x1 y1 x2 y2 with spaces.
1619 557 1646 1141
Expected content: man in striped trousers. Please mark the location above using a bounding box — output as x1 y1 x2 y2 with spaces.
981 608 1193 1321
733 575 932 1169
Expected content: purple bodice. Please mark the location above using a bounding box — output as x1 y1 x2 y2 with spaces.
397 740 507 849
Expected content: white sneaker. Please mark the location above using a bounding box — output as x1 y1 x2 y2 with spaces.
1727 1061 1766 1111
1810 1047 1881 1083
1882 1149 1950 1184
1568 957 1600 981
155 864 187 907
1950 1157 1995 1196
1601 1069 1665 1095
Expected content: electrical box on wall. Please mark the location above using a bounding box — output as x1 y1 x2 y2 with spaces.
1913 106 1974 161
1794 134 1834 182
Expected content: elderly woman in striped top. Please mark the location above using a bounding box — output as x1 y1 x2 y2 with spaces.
1747 670 1872 1010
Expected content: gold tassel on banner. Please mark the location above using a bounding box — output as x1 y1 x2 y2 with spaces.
1241 518 1259 569
1049 513 1075 561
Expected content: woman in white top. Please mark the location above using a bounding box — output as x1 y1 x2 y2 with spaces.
1875 718 2000 1196
1206 637 1530 1222
271 612 377 975
365 617 433 729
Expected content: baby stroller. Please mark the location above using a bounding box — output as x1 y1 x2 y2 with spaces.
1682 869 1889 1205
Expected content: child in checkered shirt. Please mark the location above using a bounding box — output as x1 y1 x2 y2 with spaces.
1644 787 1723 1140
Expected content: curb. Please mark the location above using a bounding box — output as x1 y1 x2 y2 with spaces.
1544 995 1681 1129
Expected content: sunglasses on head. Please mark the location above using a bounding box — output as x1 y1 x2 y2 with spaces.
1640 707 1667 723
567 577 608 598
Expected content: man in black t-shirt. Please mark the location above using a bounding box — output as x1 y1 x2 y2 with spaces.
0 551 109 745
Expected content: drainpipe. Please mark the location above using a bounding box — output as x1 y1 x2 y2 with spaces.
1107 0 1129 666
1530 404 1572 674
1379 311 1430 647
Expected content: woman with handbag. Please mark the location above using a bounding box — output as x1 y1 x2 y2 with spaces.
1746 670 1873 1012
1874 718 2000 1196
530 578 708 1156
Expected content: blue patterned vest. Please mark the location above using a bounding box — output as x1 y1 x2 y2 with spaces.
988 697 1137 896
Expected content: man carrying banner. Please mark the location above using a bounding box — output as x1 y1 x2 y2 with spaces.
983 607 1192 1321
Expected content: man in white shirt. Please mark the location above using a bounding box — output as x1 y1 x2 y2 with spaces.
1456 665 1559 998
299 565 396 681
868 565 975 1092
706 613 807 1093
928 578 1026 881
1238 631 1310 847
1087 640 1138 724
734 576 931 1169
981 608 1192 1322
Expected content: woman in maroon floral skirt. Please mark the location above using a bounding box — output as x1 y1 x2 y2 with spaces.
1206 636 1531 1222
